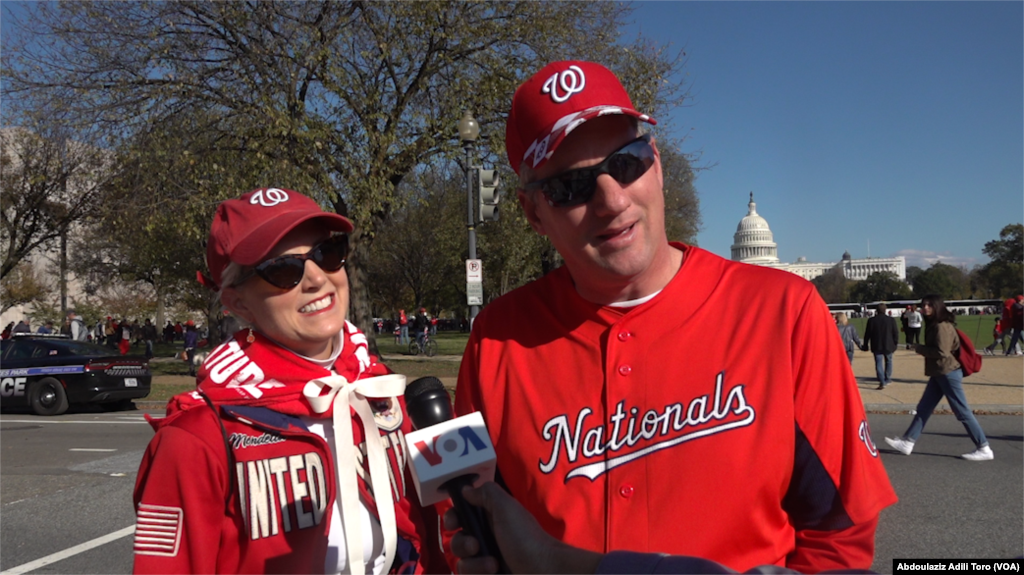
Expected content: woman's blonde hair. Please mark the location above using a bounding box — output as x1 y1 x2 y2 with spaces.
836 312 848 325
217 261 252 328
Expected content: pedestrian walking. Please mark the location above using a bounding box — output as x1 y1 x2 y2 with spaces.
183 320 199 376
142 318 157 358
67 311 88 341
398 309 409 345
861 303 899 389
885 295 994 461
983 317 1005 355
1004 295 1023 356
118 319 132 355
836 313 862 364
905 305 923 349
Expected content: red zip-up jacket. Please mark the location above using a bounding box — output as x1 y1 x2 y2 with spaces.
133 398 447 574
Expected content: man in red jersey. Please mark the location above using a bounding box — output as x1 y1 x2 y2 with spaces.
448 60 896 574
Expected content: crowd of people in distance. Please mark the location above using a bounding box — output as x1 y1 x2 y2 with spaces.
0 312 226 364
373 310 469 345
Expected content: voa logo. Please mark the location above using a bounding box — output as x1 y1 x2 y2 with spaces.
413 426 488 467
1 377 27 398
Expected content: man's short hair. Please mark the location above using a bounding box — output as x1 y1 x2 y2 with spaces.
876 303 887 313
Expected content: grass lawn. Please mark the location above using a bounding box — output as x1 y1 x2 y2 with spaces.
143 332 467 404
848 314 1000 348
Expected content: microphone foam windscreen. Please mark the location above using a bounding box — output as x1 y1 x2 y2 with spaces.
405 376 445 400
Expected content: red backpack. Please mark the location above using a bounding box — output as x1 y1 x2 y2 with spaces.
954 328 983 376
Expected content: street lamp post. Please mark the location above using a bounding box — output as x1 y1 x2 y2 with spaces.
458 111 481 323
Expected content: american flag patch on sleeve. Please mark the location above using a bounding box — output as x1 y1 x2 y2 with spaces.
134 504 183 557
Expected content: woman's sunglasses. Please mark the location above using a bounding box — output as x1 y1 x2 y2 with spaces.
524 134 655 208
235 235 349 290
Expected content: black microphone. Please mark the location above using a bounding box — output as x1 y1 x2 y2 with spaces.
404 376 507 572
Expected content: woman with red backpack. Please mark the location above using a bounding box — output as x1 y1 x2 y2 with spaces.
885 295 993 461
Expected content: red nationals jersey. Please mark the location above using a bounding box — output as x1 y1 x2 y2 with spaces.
454 244 897 572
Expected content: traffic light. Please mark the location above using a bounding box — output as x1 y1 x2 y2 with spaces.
477 168 500 223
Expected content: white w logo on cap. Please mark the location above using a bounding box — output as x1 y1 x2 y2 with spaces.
250 188 290 207
542 65 586 103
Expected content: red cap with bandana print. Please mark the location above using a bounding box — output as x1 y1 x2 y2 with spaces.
505 60 657 175
198 188 353 290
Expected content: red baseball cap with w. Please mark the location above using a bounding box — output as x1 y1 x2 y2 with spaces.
199 188 353 290
505 60 657 175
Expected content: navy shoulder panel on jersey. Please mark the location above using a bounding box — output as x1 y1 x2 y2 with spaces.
783 423 854 531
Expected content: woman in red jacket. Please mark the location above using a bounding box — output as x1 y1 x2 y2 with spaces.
133 188 446 574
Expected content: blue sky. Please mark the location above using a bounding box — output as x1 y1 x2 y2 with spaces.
625 1 1022 269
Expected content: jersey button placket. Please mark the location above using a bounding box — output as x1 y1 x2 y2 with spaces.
619 484 634 499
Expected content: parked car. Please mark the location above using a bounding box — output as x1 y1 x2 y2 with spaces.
0 334 151 415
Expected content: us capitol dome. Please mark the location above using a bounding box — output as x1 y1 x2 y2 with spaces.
729 193 906 281
731 193 780 264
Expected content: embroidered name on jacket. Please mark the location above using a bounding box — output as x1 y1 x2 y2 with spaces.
539 371 756 481
230 432 285 450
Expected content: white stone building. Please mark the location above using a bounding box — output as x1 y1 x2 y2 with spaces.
730 193 906 281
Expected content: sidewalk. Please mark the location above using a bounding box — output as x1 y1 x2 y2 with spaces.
852 349 1023 414
142 350 1023 414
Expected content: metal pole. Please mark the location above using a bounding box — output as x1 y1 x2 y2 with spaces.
60 229 68 316
465 143 479 323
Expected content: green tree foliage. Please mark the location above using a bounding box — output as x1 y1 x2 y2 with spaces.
0 260 52 314
810 264 852 304
848 271 912 303
659 142 702 245
365 167 467 316
3 2 689 350
979 224 1023 298
912 262 969 299
905 265 924 288
0 126 111 279
72 112 312 343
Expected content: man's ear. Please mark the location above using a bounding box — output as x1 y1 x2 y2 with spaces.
221 288 256 326
517 189 547 237
649 137 664 191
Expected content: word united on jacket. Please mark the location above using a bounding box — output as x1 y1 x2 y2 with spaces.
540 371 756 481
233 428 408 542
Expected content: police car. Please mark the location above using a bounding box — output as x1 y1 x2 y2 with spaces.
0 334 151 415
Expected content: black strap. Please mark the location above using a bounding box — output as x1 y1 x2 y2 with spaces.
200 392 236 508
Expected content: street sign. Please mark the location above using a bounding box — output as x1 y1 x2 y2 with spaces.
467 282 483 305
466 259 483 283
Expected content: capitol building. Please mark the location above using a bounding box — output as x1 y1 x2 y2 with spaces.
730 193 906 281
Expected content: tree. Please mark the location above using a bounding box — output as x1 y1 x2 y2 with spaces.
848 271 912 303
905 265 924 288
811 264 852 304
365 168 465 315
659 142 702 245
0 126 112 280
0 260 53 315
979 224 1023 298
912 262 969 299
3 2 689 351
69 110 311 343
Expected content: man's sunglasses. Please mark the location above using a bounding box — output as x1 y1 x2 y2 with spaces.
235 235 349 289
524 134 655 208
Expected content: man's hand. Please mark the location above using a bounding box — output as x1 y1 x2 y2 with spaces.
444 482 602 574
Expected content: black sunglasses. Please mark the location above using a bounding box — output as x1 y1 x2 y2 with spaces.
524 134 655 208
235 235 349 289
